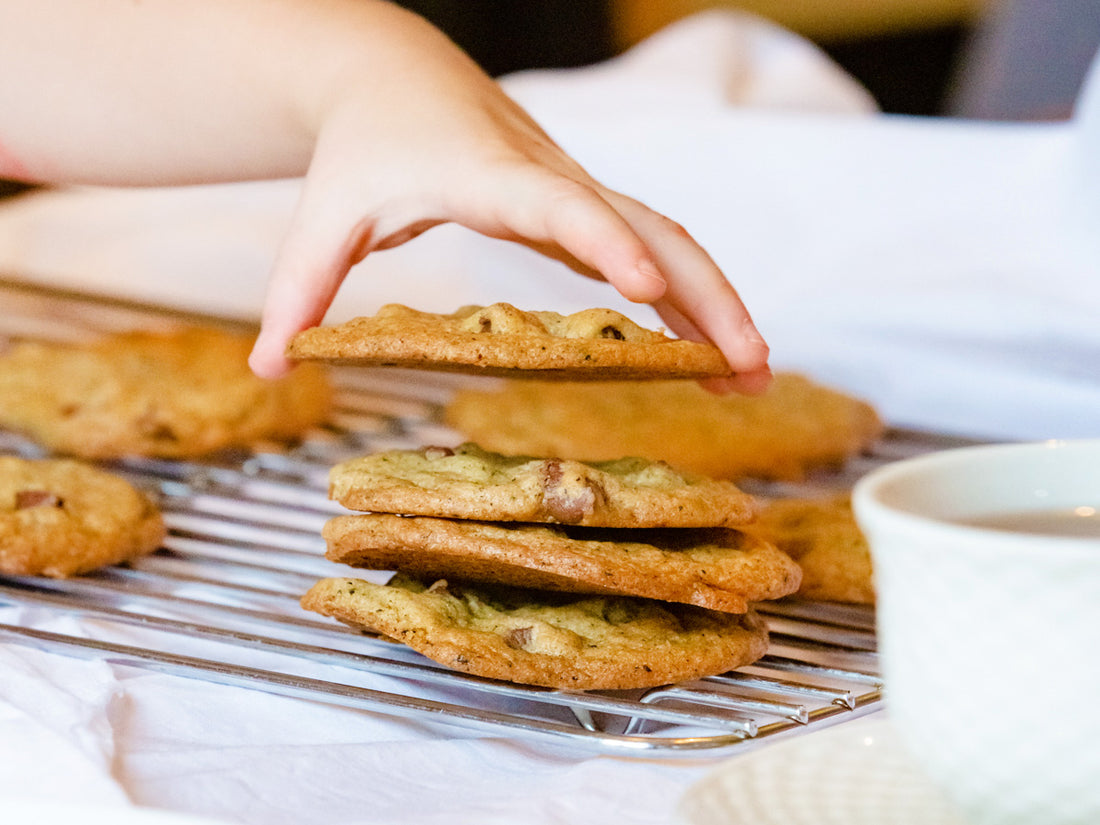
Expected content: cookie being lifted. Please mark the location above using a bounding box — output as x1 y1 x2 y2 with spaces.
328 443 757 529
323 515 802 613
302 574 770 690
286 303 733 380
1 456 165 578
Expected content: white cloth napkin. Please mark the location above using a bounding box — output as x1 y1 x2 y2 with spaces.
0 602 725 825
0 11 1098 825
0 619 130 809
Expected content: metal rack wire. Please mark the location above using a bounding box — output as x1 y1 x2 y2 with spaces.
0 277 963 755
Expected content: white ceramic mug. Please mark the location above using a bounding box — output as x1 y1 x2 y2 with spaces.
853 439 1100 825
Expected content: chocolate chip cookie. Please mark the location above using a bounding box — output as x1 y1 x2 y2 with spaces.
748 494 874 604
445 373 884 481
328 443 757 528
301 573 770 690
0 326 332 458
286 303 733 380
323 514 802 613
1 456 165 577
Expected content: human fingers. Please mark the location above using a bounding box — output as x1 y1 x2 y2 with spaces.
450 146 769 385
494 160 770 375
463 166 669 304
651 297 772 395
249 149 667 377
604 192 770 378
248 198 369 379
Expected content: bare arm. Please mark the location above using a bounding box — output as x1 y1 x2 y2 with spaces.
0 0 770 390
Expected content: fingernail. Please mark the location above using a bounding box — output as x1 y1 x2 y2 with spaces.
741 317 767 346
636 258 666 286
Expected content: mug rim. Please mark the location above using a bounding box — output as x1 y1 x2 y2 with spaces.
852 438 1100 553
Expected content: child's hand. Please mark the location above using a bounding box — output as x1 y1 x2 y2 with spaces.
247 5 769 391
0 0 768 391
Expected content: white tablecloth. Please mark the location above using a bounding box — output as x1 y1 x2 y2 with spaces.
1 11 1098 825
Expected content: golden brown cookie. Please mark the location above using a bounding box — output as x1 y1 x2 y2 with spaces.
0 456 166 578
328 443 756 528
0 326 332 458
286 303 733 380
445 373 883 481
301 573 770 690
322 514 802 613
748 494 874 604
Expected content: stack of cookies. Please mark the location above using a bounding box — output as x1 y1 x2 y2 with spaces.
287 302 886 690
301 442 802 690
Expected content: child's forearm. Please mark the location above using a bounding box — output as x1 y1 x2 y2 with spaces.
0 0 450 185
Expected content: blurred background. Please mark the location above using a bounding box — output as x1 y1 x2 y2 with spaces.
401 0 978 116
396 0 1099 120
2 0 1097 201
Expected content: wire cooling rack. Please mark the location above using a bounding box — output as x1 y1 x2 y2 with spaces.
0 277 974 755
